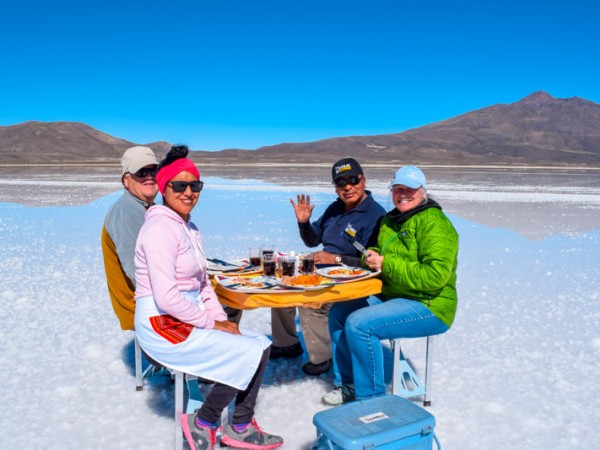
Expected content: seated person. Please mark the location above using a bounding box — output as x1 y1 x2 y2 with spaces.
102 146 159 331
134 145 283 450
322 166 459 405
270 158 385 376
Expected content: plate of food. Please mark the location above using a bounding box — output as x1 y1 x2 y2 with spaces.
278 274 334 291
316 266 373 280
216 275 280 293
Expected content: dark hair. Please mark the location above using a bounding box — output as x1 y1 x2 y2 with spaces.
158 144 189 170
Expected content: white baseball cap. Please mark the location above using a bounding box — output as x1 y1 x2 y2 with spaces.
121 146 159 176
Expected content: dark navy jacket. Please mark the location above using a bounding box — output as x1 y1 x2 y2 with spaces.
297 191 386 267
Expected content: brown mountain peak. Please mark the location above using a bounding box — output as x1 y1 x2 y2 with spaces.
518 91 554 105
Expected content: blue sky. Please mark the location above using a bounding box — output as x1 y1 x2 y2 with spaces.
1 0 598 150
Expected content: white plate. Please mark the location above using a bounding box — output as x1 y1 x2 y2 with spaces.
217 276 280 293
316 266 373 280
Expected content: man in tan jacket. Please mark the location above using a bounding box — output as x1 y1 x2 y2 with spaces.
101 146 160 330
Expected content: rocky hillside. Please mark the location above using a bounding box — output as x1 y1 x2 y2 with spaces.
0 121 170 164
192 91 600 166
1 91 599 166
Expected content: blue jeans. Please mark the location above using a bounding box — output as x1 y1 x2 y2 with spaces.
329 295 449 400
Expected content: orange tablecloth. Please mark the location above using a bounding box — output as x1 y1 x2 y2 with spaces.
213 277 382 310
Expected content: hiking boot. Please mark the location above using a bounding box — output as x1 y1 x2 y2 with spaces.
180 413 218 450
302 359 332 376
321 385 355 406
221 419 284 449
269 342 303 359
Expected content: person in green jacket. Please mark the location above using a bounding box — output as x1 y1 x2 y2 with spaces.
322 165 459 406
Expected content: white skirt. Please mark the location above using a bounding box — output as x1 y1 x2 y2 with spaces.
135 291 271 391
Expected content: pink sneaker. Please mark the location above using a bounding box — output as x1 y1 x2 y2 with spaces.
180 414 218 450
220 419 283 449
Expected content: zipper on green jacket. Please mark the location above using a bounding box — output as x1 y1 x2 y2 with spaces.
381 231 399 254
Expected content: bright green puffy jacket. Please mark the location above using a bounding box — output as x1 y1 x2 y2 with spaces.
371 200 459 328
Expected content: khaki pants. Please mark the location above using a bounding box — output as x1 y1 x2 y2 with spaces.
270 303 332 364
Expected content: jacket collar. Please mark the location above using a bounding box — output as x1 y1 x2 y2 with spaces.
388 198 442 226
124 189 152 210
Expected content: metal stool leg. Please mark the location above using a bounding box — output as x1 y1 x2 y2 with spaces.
175 371 184 450
134 336 172 392
134 336 143 391
423 336 434 407
391 338 401 395
185 375 204 413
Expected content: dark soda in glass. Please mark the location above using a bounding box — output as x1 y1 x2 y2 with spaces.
263 260 276 277
249 257 262 267
302 257 314 274
281 259 295 277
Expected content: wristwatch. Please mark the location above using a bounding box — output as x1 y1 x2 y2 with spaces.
334 255 342 264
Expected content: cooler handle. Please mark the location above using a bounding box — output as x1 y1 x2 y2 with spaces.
433 431 441 449
310 433 335 450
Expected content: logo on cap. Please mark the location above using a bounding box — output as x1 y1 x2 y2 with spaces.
335 163 352 175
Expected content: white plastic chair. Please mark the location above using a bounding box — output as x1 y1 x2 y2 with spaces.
390 336 434 407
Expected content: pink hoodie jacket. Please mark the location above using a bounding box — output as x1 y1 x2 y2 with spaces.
134 205 227 328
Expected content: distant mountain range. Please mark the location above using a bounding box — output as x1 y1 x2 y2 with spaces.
1 91 599 166
0 121 171 164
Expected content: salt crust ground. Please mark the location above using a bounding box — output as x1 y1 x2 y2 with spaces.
0 171 599 449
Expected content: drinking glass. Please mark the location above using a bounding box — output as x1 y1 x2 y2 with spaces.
248 247 261 268
301 253 315 274
281 255 297 277
262 253 277 277
261 245 275 258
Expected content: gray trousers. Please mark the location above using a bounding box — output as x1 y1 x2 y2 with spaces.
224 306 243 325
270 303 332 364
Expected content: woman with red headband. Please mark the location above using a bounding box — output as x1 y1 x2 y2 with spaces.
134 145 283 450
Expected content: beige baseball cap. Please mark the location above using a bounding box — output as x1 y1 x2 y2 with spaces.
121 146 159 176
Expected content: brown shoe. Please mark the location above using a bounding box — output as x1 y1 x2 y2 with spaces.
302 359 332 375
269 342 303 359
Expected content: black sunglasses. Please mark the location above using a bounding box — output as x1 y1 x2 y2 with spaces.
334 175 362 188
168 180 204 193
133 166 158 178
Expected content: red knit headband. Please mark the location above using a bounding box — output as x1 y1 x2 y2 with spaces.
156 158 200 194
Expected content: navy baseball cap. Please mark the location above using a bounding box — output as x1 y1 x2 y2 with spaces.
331 158 364 181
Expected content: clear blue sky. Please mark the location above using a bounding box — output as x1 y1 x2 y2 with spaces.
1 0 598 150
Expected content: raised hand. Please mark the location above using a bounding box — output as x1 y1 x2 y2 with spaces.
289 194 316 223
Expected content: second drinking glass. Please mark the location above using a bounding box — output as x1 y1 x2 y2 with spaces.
262 253 277 277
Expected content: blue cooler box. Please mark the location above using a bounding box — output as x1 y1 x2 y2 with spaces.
312 395 438 450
